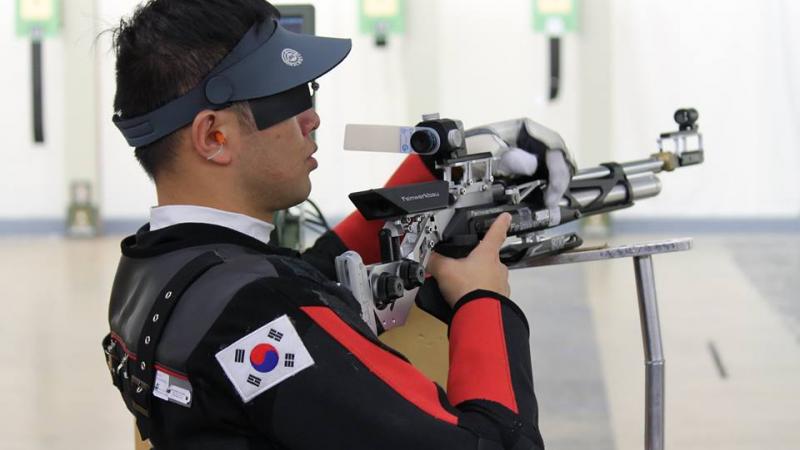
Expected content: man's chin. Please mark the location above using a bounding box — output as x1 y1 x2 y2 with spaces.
279 183 312 210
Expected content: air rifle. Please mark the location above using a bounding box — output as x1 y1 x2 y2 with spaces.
336 109 704 334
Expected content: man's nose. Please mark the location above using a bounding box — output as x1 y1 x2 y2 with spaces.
299 109 320 137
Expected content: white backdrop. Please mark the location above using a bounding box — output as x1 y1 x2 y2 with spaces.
0 1 66 219
1 0 798 225
610 0 800 219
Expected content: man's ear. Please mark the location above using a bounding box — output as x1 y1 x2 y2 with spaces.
190 110 233 165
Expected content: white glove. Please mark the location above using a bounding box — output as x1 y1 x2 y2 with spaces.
465 118 576 226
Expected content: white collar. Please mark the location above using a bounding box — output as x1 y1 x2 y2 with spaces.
150 205 275 245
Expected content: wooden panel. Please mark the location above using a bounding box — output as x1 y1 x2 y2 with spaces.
379 305 449 387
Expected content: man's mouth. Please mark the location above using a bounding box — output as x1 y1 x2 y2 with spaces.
306 146 319 170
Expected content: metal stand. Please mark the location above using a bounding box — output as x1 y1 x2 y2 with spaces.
510 237 693 450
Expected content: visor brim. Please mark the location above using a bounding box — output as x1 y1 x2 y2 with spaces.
222 24 352 101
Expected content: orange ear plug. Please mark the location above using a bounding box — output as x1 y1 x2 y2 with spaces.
213 131 226 145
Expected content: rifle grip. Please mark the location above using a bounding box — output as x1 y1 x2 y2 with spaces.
415 278 453 324
433 235 479 259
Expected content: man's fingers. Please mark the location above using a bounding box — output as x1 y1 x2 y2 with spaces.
475 213 512 254
426 251 453 277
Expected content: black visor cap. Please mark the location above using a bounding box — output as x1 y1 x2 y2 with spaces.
113 19 351 147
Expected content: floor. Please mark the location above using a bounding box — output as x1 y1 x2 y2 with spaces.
0 232 798 450
520 233 800 450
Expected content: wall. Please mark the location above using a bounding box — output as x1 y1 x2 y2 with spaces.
95 1 156 222
610 0 800 219
0 0 66 220
1 0 798 230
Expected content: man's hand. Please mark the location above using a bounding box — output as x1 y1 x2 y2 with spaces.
427 213 512 307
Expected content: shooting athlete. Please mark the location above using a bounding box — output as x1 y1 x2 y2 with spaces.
102 1 573 448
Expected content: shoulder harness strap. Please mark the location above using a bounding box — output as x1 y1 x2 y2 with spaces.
128 251 225 440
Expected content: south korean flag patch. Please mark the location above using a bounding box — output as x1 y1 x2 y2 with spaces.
216 314 314 402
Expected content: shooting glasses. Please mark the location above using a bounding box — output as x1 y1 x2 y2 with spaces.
113 18 351 147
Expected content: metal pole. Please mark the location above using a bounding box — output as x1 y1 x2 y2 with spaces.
633 255 665 450
572 158 665 181
31 28 45 143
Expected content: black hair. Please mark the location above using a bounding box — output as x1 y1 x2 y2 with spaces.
111 0 281 180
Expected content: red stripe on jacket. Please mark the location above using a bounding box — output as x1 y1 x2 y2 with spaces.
447 298 519 413
300 306 458 425
333 155 436 264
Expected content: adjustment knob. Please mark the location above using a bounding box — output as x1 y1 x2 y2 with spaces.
674 108 699 131
374 273 404 309
399 260 425 289
447 129 464 148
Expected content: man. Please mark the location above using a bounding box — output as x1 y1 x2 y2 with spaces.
103 1 572 448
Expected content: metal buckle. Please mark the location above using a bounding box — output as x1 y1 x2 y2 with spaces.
115 353 129 380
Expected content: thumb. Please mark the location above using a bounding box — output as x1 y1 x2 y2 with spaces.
475 213 512 254
426 251 452 278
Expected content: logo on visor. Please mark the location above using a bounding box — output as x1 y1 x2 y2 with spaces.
281 48 303 67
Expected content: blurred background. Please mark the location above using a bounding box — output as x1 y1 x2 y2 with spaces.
0 0 798 449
